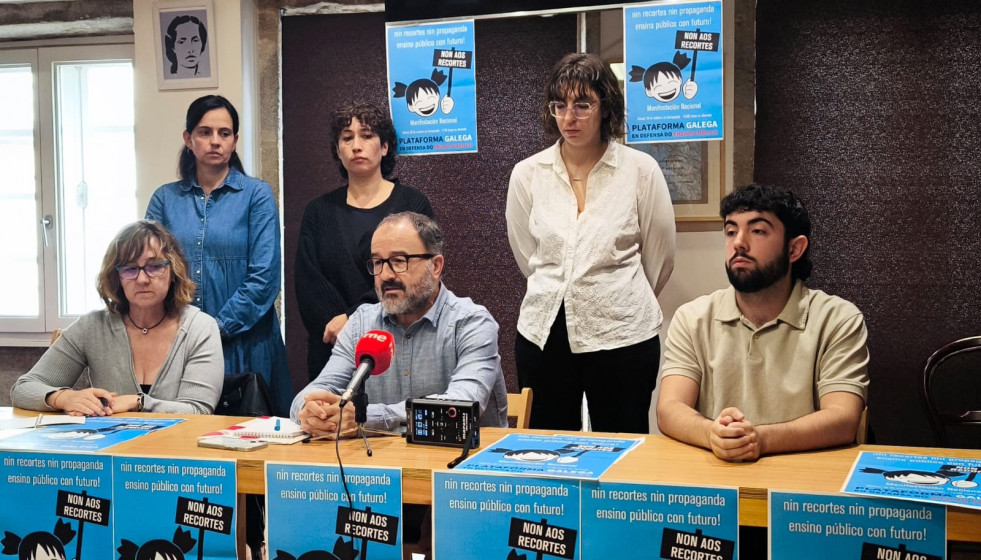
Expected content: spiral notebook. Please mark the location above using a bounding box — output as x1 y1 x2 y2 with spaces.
200 416 308 445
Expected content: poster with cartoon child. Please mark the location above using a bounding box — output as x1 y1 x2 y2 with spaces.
114 455 237 560
265 463 402 560
0 451 113 560
623 1 724 143
843 451 981 510
434 471 580 560
386 20 478 155
0 416 183 452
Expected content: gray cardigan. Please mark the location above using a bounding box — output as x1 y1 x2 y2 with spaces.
10 306 223 414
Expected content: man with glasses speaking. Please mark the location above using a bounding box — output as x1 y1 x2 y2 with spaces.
291 212 508 438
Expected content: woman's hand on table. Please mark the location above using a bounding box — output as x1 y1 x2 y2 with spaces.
48 388 116 417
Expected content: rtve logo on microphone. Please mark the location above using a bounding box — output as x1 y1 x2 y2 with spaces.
364 331 391 342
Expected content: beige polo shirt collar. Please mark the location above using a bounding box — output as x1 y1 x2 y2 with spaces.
714 280 809 331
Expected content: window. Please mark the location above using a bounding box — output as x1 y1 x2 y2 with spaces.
0 43 136 337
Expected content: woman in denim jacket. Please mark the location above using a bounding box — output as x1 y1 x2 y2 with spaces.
146 95 292 416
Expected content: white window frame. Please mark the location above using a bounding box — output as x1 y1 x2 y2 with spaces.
0 38 134 346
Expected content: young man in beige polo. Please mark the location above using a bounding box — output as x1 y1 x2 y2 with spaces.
657 183 869 462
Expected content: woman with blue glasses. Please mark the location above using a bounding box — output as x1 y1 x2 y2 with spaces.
11 220 224 415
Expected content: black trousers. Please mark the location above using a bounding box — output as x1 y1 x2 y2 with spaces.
515 305 660 433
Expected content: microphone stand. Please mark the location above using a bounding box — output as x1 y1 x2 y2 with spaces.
352 386 373 457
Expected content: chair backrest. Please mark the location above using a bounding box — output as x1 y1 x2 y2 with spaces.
507 388 533 429
215 372 274 417
920 336 981 447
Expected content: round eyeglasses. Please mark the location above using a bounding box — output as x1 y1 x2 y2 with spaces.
366 254 434 276
548 101 599 120
116 261 171 281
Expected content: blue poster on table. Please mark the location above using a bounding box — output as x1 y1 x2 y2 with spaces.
581 481 739 560
114 455 237 560
843 451 981 510
0 416 183 452
386 20 477 155
456 433 643 480
770 490 946 560
433 471 580 560
0 452 113 560
266 463 403 560
623 1 724 143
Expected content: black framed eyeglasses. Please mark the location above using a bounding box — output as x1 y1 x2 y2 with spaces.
366 254 434 276
116 261 171 281
548 101 599 119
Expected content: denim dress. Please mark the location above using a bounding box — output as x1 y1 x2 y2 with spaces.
146 167 292 416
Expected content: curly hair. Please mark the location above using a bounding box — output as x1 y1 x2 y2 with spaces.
720 183 813 281
96 221 195 314
330 101 398 180
541 53 625 142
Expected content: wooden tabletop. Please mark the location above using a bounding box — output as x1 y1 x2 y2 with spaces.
5 409 978 542
98 413 981 542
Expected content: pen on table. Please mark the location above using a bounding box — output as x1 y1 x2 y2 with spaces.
34 414 44 428
275 418 281 431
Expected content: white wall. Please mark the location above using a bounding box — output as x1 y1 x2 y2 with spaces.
132 0 245 214
647 229 727 432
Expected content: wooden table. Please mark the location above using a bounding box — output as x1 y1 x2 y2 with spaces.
103 413 981 543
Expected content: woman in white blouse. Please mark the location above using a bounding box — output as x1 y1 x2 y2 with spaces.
506 53 676 433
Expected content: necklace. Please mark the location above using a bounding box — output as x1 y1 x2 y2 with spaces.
566 166 587 182
128 313 167 335
561 151 598 184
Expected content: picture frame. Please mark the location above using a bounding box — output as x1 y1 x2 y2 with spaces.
630 140 726 222
152 0 218 91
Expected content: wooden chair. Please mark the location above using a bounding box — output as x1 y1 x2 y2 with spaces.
50 329 62 344
920 336 981 447
507 388 533 429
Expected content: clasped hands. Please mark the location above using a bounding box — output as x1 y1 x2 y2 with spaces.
708 407 765 462
47 388 138 417
298 391 359 439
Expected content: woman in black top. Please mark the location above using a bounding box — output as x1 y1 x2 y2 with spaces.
295 101 433 380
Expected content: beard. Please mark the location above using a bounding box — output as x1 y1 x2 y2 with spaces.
726 243 790 293
377 264 437 316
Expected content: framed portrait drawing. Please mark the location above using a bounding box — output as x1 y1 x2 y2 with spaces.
152 0 218 90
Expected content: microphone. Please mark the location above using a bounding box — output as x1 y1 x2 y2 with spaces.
339 330 395 407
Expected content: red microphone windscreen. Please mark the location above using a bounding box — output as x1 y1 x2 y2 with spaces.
354 330 395 375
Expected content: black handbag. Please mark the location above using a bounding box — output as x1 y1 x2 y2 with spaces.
214 372 274 417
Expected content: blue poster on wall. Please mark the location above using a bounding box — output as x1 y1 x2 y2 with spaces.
581 481 739 560
843 451 981 510
623 1 724 143
770 490 946 560
433 471 581 560
113 455 237 560
266 462 403 560
386 20 478 155
0 451 114 560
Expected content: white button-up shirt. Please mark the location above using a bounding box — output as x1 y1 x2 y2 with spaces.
506 140 676 353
